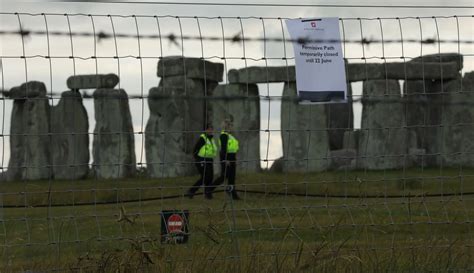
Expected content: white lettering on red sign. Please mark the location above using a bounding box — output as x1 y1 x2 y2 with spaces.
167 214 184 233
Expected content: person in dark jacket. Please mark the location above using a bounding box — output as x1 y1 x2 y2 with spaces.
212 119 240 200
186 125 217 199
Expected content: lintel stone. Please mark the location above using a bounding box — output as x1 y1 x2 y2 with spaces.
410 53 463 71
157 56 224 82
228 62 460 84
67 74 119 90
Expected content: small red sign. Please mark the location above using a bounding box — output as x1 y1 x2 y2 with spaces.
167 214 184 233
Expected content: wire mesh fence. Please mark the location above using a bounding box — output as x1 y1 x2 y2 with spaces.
0 11 474 272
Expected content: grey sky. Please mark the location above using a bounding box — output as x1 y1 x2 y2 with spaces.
0 0 473 168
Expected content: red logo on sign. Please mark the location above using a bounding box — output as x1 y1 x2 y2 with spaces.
167 214 184 233
311 22 316 27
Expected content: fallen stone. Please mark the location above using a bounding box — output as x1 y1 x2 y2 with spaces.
408 148 426 167
228 62 460 84
211 83 261 173
343 130 360 150
7 81 52 181
281 82 329 172
51 91 89 180
358 80 408 170
67 74 119 90
92 88 136 179
329 149 357 170
269 157 284 173
157 56 224 82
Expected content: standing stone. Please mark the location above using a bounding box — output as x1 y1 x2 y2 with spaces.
93 89 136 179
403 80 444 166
211 84 260 173
358 80 407 170
403 53 463 167
51 91 89 180
281 82 329 172
146 57 224 178
441 72 474 167
326 83 353 150
146 80 201 178
7 81 51 181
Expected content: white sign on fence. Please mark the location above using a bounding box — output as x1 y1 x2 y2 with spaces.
286 17 347 104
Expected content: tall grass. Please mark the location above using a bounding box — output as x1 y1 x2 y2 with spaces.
1 168 474 272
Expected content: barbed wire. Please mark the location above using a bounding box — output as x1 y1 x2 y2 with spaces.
0 29 472 46
52 1 474 9
1 12 473 20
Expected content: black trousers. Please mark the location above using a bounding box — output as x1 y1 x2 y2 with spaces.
213 160 237 194
188 159 214 197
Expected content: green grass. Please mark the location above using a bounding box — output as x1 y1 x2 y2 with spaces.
1 168 474 272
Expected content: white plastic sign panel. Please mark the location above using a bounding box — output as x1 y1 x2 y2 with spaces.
286 17 347 104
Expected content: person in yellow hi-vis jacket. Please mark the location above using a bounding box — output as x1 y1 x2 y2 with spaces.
186 125 217 200
211 119 240 200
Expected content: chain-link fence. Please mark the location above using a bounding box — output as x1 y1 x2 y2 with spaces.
1 10 474 272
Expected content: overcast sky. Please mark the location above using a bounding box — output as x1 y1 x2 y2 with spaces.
0 0 473 168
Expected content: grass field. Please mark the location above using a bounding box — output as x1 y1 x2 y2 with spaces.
1 168 474 272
